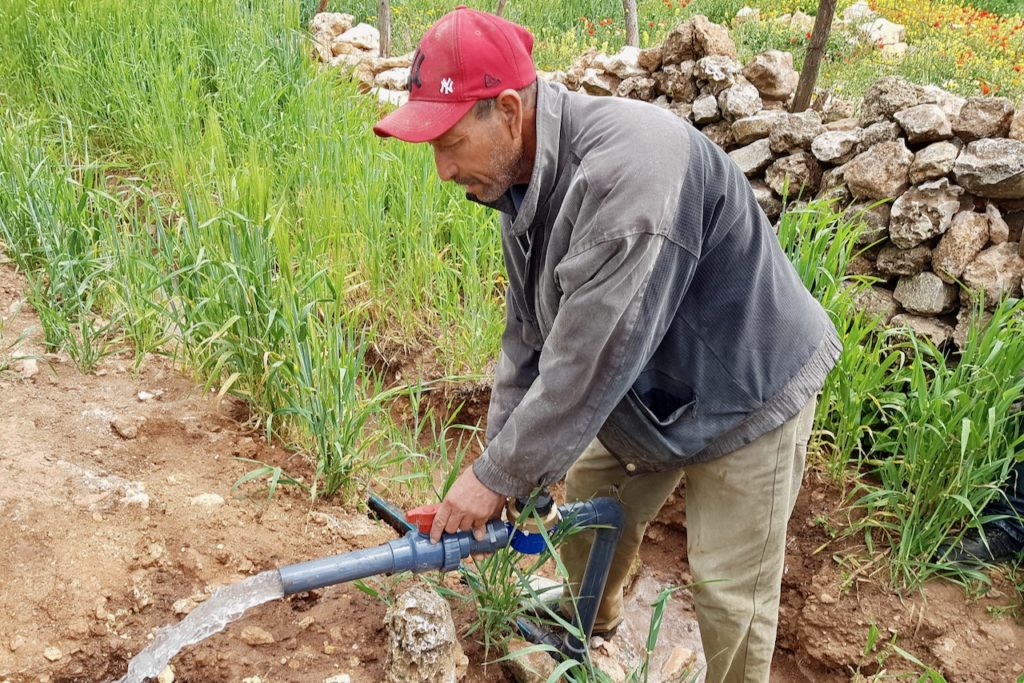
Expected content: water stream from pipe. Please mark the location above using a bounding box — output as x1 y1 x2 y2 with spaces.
112 570 284 683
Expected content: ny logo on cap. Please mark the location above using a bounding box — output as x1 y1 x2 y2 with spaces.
440 78 454 95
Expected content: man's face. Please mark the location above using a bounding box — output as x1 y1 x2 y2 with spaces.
429 103 523 203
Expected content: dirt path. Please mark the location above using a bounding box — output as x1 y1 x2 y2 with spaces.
0 260 1020 683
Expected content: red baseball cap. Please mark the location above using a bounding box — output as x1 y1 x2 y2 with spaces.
373 6 537 143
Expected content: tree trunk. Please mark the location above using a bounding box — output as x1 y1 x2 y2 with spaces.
378 0 391 58
495 0 509 17
622 0 639 47
316 0 328 14
791 0 838 113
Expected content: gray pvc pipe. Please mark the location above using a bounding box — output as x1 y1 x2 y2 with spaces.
278 519 511 595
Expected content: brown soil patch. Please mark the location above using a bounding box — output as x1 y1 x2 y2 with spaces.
1 259 1020 683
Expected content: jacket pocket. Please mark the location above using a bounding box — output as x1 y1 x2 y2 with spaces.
629 369 697 427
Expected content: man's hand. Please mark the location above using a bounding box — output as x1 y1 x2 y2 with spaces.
430 467 507 543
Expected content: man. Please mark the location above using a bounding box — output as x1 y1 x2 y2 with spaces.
373 8 841 682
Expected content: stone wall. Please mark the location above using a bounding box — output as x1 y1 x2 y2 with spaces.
311 12 1024 349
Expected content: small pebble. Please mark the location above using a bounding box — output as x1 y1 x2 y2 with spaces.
43 647 62 662
9 635 25 652
324 676 352 683
190 493 225 510
157 665 174 683
819 592 837 604
240 626 274 646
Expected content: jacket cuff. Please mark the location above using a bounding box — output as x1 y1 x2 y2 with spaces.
472 450 537 498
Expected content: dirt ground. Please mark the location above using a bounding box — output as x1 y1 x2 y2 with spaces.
1 260 1021 683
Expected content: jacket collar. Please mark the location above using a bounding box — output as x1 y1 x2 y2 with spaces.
469 79 567 236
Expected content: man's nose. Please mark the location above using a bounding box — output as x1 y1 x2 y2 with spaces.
433 148 457 182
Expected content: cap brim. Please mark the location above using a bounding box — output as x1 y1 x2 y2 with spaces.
373 99 476 143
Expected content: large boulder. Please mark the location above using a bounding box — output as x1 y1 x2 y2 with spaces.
876 243 932 276
893 271 959 315
384 586 468 683
909 140 961 184
953 139 1024 199
952 96 1014 141
961 242 1024 309
889 178 964 249
769 111 825 154
729 138 774 177
765 151 822 198
893 104 952 145
845 140 914 200
860 76 920 125
932 210 990 283
741 50 799 101
811 129 862 165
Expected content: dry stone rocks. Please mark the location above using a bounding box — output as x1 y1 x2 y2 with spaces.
742 50 799 101
846 200 891 245
332 23 380 57
751 180 782 219
729 139 774 177
917 85 966 120
876 243 932 276
932 211 990 282
1011 108 1024 141
894 104 952 144
766 151 822 197
953 306 994 349
859 121 902 149
852 285 902 323
909 140 960 184
817 165 852 205
961 242 1024 308
845 140 914 200
693 15 738 59
594 47 648 80
953 139 1024 199
860 76 920 125
384 585 467 683
720 81 762 119
702 120 735 149
653 62 698 102
952 97 1014 141
637 47 663 72
769 111 825 154
889 178 963 248
987 203 1010 244
732 111 788 145
891 313 954 346
894 271 959 315
692 94 720 124
694 56 742 93
617 76 657 101
580 69 620 96
812 129 862 165
310 12 355 61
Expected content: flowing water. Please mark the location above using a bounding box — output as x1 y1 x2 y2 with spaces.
112 570 285 683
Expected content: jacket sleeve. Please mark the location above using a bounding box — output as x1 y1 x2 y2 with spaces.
485 292 541 443
473 225 700 497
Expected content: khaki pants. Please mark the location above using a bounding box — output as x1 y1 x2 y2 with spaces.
561 398 816 683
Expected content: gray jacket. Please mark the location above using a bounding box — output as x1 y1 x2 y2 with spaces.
471 80 842 497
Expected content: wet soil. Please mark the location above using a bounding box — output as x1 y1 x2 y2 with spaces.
1 261 1021 683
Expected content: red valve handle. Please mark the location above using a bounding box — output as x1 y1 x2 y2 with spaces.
405 503 440 534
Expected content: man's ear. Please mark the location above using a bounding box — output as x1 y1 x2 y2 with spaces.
494 89 523 139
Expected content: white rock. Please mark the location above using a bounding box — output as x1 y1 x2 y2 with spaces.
861 17 905 46
190 493 225 510
336 23 380 54
323 676 352 683
373 88 408 107
734 6 760 25
157 665 175 683
374 67 410 91
843 1 877 22
43 647 62 661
